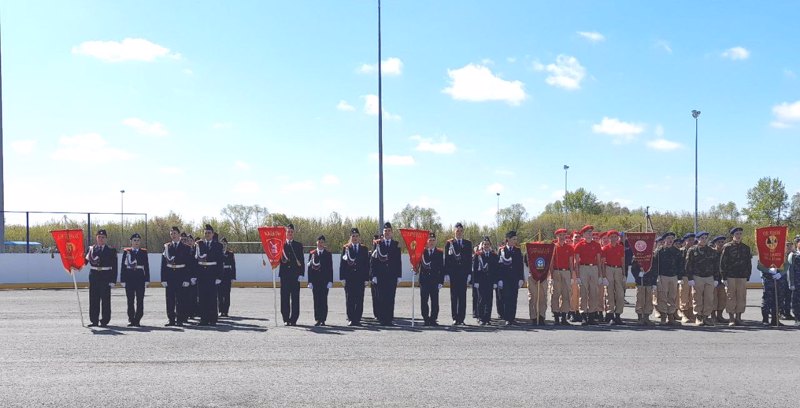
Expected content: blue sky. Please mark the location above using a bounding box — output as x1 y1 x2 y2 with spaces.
2 0 799 228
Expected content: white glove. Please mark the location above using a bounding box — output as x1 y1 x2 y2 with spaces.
638 272 644 278
602 278 609 286
493 284 497 289
769 267 777 274
121 282 127 288
371 277 378 285
341 279 346 285
576 278 582 286
190 278 197 285
364 280 369 287
108 282 116 288
774 272 782 280
722 280 727 285
296 275 301 282
161 282 168 288
650 285 657 291
144 282 149 287
308 283 314 289
215 279 222 285
474 283 480 289
397 277 402 284
444 275 450 283
182 281 190 287
518 280 524 288
498 280 504 289
714 281 719 288
437 284 443 290
790 285 796 291
467 274 471 282
570 278 575 285
688 280 695 287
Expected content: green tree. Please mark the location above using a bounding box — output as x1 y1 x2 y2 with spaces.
707 201 740 221
498 203 528 233
743 177 789 225
391 205 443 233
564 188 602 215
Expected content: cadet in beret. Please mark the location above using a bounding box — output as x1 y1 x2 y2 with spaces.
678 233 696 324
720 227 751 326
497 230 524 325
218 238 236 318
710 236 730 324
307 235 333 326
85 229 118 327
195 224 224 326
370 222 402 326
652 232 682 325
550 229 574 326
685 232 721 326
120 233 150 327
340 228 370 326
161 227 194 326
280 223 305 326
444 222 473 326
418 232 444 326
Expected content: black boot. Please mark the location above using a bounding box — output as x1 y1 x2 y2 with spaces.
761 309 770 326
586 312 597 325
604 312 613 323
571 312 583 323
614 313 625 325
559 313 571 326
580 313 591 326
770 313 785 327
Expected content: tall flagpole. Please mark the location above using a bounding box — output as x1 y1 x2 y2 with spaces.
377 0 384 231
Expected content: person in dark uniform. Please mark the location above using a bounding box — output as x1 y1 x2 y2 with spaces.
497 230 524 325
340 228 370 326
418 232 444 326
473 236 498 325
780 241 795 320
182 233 199 319
280 223 304 326
195 224 223 326
633 258 658 325
307 235 333 326
85 229 118 327
370 222 402 326
218 237 236 317
161 226 193 326
444 222 473 325
120 233 149 327
369 234 382 321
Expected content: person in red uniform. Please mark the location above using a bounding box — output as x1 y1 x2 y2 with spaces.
550 228 574 326
601 230 626 325
574 225 603 325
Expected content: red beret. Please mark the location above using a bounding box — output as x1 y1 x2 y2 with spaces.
554 228 568 235
579 225 594 234
607 229 620 236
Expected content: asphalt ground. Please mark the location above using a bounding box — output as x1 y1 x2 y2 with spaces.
1 287 798 408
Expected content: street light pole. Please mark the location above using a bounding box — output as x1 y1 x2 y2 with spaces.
496 192 500 242
563 164 569 229
376 0 385 231
120 189 125 248
691 110 701 234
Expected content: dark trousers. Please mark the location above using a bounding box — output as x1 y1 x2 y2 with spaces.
420 283 439 323
502 284 519 322
477 284 494 323
449 276 467 322
371 283 380 319
280 279 300 324
762 280 785 317
89 277 111 325
312 285 329 322
125 281 145 324
472 286 479 317
166 283 190 323
190 284 199 317
345 280 365 323
217 279 232 314
495 286 505 319
198 278 218 324
779 278 792 314
376 278 397 324
793 287 800 319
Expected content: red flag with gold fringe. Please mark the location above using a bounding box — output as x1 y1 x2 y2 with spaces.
755 226 788 269
525 242 555 282
399 228 430 270
257 226 287 269
50 229 85 273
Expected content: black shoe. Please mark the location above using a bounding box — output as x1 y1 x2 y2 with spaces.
284 322 290 326
571 313 583 323
614 314 625 325
176 321 184 327
165 321 175 327
453 320 459 326
581 313 591 326
314 321 321 327
127 323 135 327
87 323 98 327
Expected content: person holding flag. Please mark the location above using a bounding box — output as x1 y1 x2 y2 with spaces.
472 236 498 325
497 230 524 326
85 229 118 327
340 228 370 326
444 222 472 326
720 227 752 326
218 237 236 318
280 223 305 326
757 257 786 327
370 222 402 326
418 232 444 326
550 229 574 326
633 258 657 325
162 227 193 326
120 233 149 327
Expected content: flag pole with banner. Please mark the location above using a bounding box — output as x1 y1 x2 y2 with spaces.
755 226 788 327
525 242 555 325
50 229 86 327
258 226 287 327
625 232 657 272
399 228 429 327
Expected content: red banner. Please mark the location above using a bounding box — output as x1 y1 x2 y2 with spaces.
525 242 555 282
625 232 656 272
50 229 86 273
258 226 287 269
756 226 788 269
399 228 430 271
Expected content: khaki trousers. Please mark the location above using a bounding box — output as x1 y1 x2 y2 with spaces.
726 277 747 314
636 286 655 315
715 285 727 311
656 275 678 314
679 277 694 314
550 269 572 313
605 266 625 314
527 277 548 319
570 279 580 312
579 265 601 313
692 276 715 317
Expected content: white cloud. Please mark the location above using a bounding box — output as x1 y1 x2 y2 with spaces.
51 133 135 162
443 63 527 105
577 31 605 42
368 153 415 166
321 174 340 185
232 181 260 194
234 161 251 171
480 58 494 65
72 38 180 62
486 183 504 194
551 190 566 199
358 57 403 76
721 46 750 60
646 139 683 151
122 117 169 136
772 100 800 128
655 40 672 54
362 94 401 120
336 100 355 112
281 180 315 192
654 124 665 138
10 140 36 155
159 166 184 175
592 117 645 143
771 121 791 129
534 55 586 90
410 135 456 154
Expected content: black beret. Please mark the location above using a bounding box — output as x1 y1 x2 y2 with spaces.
383 222 393 229
711 236 726 244
482 236 491 243
129 233 141 240
455 222 464 229
663 232 676 239
180 232 187 238
221 237 228 244
286 223 295 230
682 233 695 240
317 235 326 241
97 229 107 237
171 226 180 233
350 228 360 235
729 227 743 235
505 230 517 239
429 232 436 239
204 224 214 232
696 231 709 238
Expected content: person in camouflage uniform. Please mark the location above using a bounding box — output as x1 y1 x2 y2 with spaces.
786 237 800 326
720 227 752 326
652 232 682 325
685 231 721 326
678 233 696 323
710 236 730 324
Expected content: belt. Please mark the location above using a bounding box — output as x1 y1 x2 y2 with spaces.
580 263 596 266
198 262 218 266
90 266 112 271
126 265 146 270
553 268 570 272
606 265 623 268
223 265 232 269
167 264 186 269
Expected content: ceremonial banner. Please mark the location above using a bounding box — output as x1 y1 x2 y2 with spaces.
399 229 430 270
625 232 657 272
525 242 555 282
257 226 287 269
755 226 788 269
50 229 85 273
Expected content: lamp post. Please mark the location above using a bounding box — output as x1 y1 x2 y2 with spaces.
120 189 125 248
496 192 500 243
376 0 385 232
691 110 700 234
563 164 569 229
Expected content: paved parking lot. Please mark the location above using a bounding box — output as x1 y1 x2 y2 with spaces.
1 287 797 407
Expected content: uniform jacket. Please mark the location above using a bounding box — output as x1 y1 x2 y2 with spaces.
221 250 237 281
418 247 444 286
632 261 657 286
720 241 753 279
195 240 224 281
307 248 333 286
160 241 193 284
497 244 524 283
369 239 402 281
339 243 370 282
86 244 118 284
472 250 499 286
444 238 473 280
279 240 305 280
685 245 722 280
120 247 150 284
652 246 682 278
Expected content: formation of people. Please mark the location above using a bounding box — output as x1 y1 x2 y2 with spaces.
81 221 800 329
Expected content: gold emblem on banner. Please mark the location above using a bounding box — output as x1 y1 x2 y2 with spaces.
765 235 778 251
